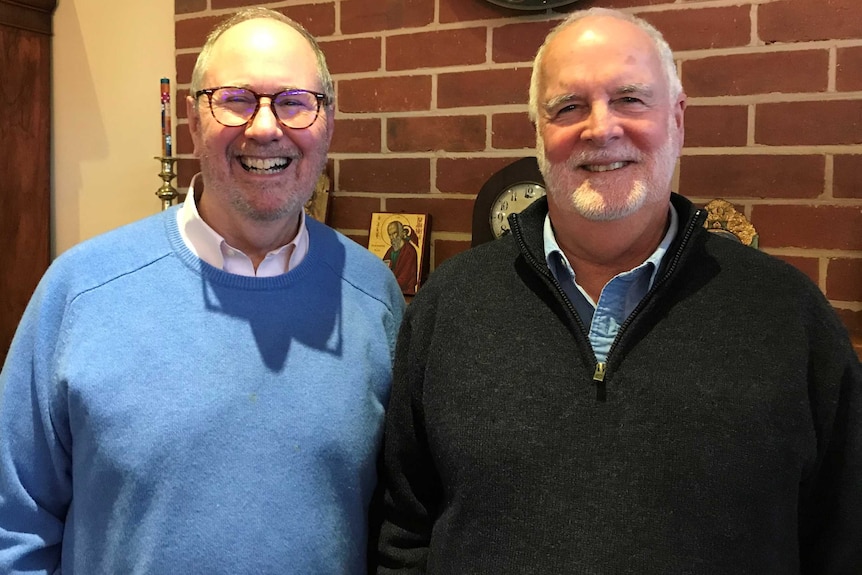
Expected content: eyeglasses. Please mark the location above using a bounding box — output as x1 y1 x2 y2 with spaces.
195 86 329 130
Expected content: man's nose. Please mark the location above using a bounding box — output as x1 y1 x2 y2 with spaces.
245 98 283 139
581 103 622 146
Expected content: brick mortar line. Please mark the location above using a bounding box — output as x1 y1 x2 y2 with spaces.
681 146 862 155
331 192 477 200
326 149 862 158
764 248 862 258
687 93 862 104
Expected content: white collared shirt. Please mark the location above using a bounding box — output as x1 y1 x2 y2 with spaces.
176 176 309 277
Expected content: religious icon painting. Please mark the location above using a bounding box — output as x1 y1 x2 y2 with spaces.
303 171 332 223
368 213 430 296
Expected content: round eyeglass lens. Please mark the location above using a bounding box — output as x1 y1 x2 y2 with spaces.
211 88 257 126
272 91 318 127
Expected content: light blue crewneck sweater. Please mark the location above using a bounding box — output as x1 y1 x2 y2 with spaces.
0 206 404 574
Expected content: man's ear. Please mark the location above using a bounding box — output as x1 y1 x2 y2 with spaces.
674 92 687 154
187 95 202 157
324 106 335 147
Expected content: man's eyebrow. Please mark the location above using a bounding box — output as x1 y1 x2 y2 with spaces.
617 83 654 97
543 83 655 111
543 93 582 112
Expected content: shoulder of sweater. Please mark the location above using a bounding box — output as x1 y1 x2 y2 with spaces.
408 235 521 316
306 218 405 312
687 231 852 344
435 235 519 279
13 212 177 336
46 211 174 293
699 231 818 293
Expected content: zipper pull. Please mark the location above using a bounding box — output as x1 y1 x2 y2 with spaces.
593 362 607 402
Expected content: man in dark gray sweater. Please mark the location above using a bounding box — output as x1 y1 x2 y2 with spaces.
375 7 861 574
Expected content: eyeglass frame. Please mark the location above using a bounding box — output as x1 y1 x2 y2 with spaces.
194 86 331 130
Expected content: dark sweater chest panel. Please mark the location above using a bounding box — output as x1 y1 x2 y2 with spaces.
400 226 842 573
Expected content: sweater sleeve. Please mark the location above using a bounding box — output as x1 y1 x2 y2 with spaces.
797 288 862 573
376 299 442 575
0 271 73 573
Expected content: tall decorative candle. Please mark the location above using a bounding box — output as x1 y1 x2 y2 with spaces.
161 78 172 157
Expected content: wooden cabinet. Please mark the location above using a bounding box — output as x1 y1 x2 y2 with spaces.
0 0 56 364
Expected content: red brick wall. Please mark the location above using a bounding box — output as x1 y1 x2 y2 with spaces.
174 0 862 344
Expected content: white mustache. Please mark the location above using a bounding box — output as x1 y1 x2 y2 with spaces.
566 149 641 169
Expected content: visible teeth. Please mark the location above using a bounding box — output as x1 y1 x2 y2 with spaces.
583 161 627 172
240 157 290 172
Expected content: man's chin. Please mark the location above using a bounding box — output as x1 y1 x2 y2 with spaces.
573 204 641 222
549 182 646 222
235 193 309 223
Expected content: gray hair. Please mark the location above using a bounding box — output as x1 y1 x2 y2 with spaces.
189 7 334 107
528 8 682 124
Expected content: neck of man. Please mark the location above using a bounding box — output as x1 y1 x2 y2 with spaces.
198 193 302 271
548 199 670 303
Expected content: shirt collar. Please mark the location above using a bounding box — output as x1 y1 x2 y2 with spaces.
176 173 310 277
543 202 679 288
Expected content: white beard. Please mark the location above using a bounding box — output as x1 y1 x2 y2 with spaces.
537 120 678 222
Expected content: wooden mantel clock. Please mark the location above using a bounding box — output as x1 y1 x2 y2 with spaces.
471 157 546 247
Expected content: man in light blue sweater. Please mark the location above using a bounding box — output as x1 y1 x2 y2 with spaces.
0 7 404 574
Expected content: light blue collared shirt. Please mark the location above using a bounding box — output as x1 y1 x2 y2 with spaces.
544 205 678 363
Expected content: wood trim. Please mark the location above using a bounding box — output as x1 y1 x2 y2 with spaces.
0 0 57 35
0 20 52 363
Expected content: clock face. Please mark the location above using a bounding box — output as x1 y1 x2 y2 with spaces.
489 182 547 239
472 157 546 247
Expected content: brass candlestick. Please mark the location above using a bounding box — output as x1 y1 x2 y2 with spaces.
155 156 178 211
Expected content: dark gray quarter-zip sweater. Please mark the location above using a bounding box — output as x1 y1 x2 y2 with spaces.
377 193 862 575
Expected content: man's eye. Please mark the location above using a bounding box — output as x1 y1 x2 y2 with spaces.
219 94 254 105
617 96 645 105
550 104 585 121
275 95 314 110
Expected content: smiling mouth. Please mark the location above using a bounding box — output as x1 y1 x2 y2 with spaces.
582 161 630 173
239 156 292 174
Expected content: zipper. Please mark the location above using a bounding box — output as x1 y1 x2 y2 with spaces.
511 214 600 397
601 208 704 366
593 362 607 402
510 207 705 401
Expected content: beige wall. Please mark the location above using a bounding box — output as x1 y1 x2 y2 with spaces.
52 0 175 256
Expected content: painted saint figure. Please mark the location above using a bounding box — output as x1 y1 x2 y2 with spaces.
383 220 418 294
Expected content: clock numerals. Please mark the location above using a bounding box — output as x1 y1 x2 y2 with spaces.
472 157 545 247
488 182 547 240
493 210 510 234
